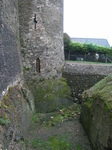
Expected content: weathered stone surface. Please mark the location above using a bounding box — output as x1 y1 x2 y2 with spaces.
0 0 22 100
0 0 64 100
81 75 112 150
0 0 65 149
63 72 105 103
64 61 112 75
27 78 73 113
0 84 35 149
18 0 64 80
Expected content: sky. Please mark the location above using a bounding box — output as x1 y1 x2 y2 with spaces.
64 0 112 46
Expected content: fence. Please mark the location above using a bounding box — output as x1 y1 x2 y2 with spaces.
65 53 112 63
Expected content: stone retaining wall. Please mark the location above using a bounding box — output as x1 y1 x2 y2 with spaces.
64 61 112 75
63 73 105 103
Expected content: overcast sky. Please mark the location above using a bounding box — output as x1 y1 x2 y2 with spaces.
64 0 112 46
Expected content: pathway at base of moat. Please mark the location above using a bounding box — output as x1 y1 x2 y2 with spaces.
26 104 92 150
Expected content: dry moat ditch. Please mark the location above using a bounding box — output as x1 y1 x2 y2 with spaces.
0 73 106 150
25 73 105 150
26 104 92 150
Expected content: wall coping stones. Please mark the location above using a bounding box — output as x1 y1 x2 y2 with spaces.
64 61 112 75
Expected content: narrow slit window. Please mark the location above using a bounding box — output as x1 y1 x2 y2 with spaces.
34 14 37 29
36 58 40 73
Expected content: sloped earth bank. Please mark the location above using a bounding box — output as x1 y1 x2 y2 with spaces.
81 75 112 149
0 79 92 149
25 104 92 150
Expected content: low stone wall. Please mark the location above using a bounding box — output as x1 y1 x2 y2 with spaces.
62 72 105 103
64 61 112 75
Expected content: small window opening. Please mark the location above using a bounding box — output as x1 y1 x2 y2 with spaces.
34 14 37 29
36 58 40 73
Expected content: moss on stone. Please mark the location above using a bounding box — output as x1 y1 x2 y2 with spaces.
32 104 81 127
27 78 72 113
81 75 112 149
82 75 112 113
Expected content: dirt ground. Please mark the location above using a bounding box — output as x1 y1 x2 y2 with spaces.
26 104 92 150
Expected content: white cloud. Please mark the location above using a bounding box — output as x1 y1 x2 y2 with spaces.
64 0 112 46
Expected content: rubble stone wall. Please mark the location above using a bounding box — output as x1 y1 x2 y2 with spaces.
0 0 64 99
18 0 64 80
64 61 112 75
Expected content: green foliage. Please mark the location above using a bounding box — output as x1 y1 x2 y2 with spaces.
63 33 71 53
21 49 26 57
29 104 83 150
31 138 42 148
76 144 82 150
0 95 8 108
32 112 62 126
32 114 39 123
0 117 10 126
65 41 112 55
32 104 81 127
23 66 30 71
3 105 7 109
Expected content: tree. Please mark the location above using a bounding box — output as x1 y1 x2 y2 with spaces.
63 33 71 60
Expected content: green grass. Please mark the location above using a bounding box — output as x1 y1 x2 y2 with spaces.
48 136 71 150
32 104 81 127
30 135 83 150
76 144 82 150
31 138 42 149
66 60 112 65
32 112 63 127
31 136 73 150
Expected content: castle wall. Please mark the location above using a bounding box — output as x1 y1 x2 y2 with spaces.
0 0 22 100
0 0 64 99
18 0 64 80
64 61 112 75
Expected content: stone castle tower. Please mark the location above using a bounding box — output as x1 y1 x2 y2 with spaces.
0 0 64 99
19 0 64 80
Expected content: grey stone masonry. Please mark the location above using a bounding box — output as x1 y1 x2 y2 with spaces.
0 0 22 100
18 0 64 80
64 61 112 75
0 0 64 99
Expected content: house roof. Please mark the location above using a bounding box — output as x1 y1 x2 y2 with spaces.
71 38 110 48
